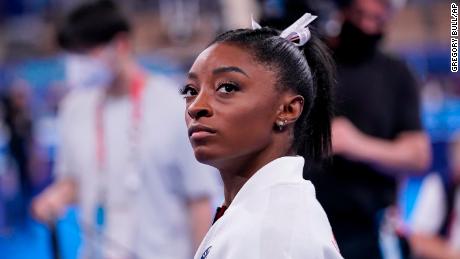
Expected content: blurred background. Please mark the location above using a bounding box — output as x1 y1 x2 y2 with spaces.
0 0 458 258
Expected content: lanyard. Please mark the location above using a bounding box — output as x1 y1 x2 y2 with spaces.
96 73 145 170
94 72 146 230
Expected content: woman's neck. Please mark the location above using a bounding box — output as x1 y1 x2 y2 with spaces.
218 140 293 207
219 156 266 207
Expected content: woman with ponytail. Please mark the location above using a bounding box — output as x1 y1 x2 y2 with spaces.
181 13 342 259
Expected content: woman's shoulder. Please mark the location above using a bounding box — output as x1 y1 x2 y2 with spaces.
261 182 342 257
262 182 328 227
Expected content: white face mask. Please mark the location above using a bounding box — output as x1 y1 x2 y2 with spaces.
65 49 115 89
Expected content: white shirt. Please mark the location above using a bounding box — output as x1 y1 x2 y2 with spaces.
408 173 446 235
56 74 220 259
194 156 343 259
408 173 460 250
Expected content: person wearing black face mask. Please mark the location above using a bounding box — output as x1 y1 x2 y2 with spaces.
335 20 383 62
305 0 431 258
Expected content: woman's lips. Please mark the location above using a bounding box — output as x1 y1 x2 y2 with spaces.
188 124 217 141
190 131 215 139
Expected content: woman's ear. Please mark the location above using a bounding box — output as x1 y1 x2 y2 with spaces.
277 94 304 125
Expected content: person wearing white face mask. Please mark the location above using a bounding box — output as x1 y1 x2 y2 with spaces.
31 1 219 259
65 49 117 89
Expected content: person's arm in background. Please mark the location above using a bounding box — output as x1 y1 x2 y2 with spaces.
409 234 460 259
332 61 431 174
332 118 431 173
31 177 77 223
31 93 78 223
176 131 217 250
188 196 214 250
178 148 217 250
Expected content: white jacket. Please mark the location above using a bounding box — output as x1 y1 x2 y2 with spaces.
194 156 343 259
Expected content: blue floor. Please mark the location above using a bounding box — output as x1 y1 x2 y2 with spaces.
0 208 81 259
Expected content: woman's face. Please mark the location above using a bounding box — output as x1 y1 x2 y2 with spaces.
184 43 286 166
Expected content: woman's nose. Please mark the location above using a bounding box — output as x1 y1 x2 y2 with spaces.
187 92 213 120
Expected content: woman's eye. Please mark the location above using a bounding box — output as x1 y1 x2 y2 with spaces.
217 83 239 94
179 85 198 97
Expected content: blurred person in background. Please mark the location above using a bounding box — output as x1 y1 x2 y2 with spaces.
31 1 218 258
405 132 460 259
4 81 34 198
0 79 34 231
306 0 431 258
257 0 318 29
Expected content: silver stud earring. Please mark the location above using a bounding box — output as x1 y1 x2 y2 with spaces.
276 119 288 131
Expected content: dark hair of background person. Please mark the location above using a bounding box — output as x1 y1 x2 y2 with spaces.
257 0 318 30
56 0 131 51
210 27 336 165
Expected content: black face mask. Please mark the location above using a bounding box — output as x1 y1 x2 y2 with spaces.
335 20 383 62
